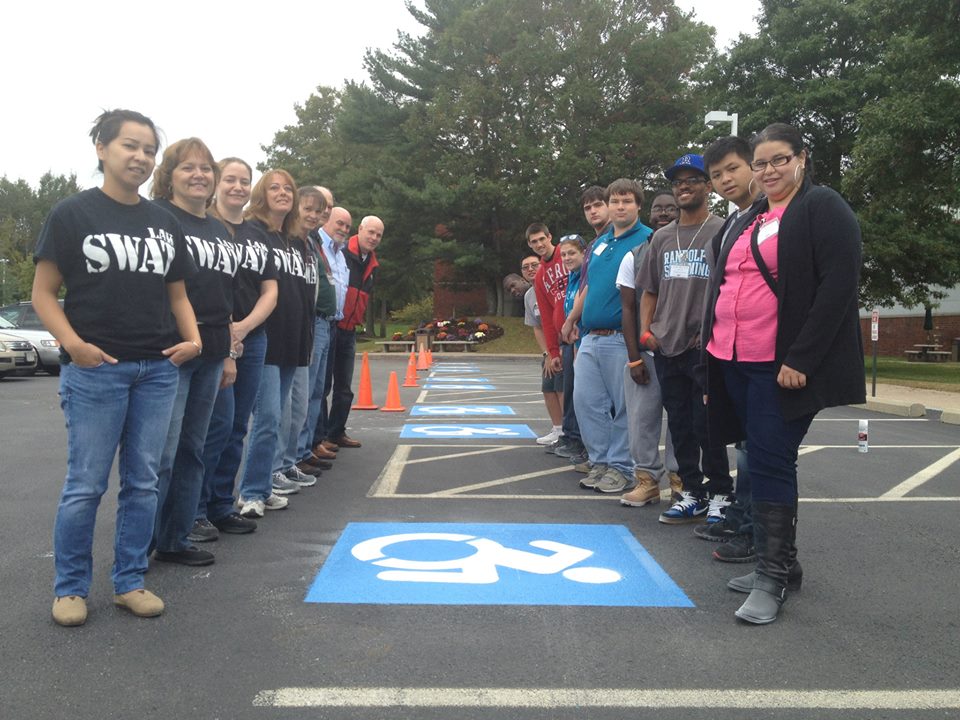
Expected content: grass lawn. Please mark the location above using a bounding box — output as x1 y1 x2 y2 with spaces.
356 316 540 355
866 356 960 392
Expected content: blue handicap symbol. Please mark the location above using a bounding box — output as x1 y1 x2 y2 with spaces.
423 383 495 390
305 523 694 607
399 424 535 439
425 377 490 383
411 405 516 417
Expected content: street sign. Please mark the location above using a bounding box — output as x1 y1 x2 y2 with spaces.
871 309 879 342
411 405 516 416
306 522 694 607
399 424 534 439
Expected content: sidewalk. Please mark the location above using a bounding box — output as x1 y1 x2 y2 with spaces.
862 382 960 423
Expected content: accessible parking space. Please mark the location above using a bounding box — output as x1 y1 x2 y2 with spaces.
4 356 959 719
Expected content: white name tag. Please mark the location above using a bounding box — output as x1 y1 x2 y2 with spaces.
668 263 691 279
757 218 779 245
593 242 608 256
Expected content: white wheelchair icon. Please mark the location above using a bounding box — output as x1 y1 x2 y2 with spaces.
351 533 622 585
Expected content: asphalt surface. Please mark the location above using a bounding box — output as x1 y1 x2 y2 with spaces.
2 356 958 720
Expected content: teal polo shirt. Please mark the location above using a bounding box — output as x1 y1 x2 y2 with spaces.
580 221 652 333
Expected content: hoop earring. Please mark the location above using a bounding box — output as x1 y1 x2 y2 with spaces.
748 178 757 197
793 165 805 185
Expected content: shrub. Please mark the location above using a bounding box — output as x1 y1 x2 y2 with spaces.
390 296 434 326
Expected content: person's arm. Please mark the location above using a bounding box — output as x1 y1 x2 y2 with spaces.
532 326 548 354
162 281 203 365
220 357 237 389
639 290 661 351
560 286 585 344
621 285 649 384
534 272 560 362
232 278 278 343
31 260 118 367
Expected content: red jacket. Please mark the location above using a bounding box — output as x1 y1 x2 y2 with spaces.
533 247 569 359
338 234 379 331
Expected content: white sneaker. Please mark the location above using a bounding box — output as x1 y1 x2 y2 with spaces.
707 493 731 524
536 428 561 446
263 493 289 511
271 471 300 495
285 466 317 488
238 498 265 519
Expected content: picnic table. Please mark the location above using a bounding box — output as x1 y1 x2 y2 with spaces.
904 344 951 362
375 340 416 353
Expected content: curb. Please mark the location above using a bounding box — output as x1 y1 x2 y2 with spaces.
856 400 926 417
941 410 960 425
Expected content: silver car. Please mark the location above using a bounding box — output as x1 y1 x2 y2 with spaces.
0 330 37 378
0 302 61 375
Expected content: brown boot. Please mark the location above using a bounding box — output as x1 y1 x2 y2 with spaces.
667 472 683 498
114 589 164 618
620 471 660 507
52 595 87 627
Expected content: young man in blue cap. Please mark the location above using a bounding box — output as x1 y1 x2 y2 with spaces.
637 154 734 524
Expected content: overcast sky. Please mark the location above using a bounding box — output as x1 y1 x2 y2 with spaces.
1 0 759 189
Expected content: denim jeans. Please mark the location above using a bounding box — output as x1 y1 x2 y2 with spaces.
571 332 631 474
314 321 338 446
724 443 753 536
54 359 179 596
279 366 309 471
238 363 296 502
297 317 332 460
198 330 267 522
154 356 223 552
719 360 814 504
325 327 357 440
622 351 678 477
560 342 581 443
655 348 732 496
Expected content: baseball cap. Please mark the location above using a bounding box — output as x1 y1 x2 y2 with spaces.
664 154 707 181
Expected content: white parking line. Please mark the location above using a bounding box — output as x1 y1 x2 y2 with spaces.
879 447 960 498
253 687 960 709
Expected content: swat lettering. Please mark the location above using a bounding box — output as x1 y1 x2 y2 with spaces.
185 234 241 276
82 227 176 275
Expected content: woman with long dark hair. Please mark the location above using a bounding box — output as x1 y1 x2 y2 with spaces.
703 123 865 624
33 110 200 625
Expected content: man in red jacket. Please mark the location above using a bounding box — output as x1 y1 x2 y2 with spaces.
324 215 383 448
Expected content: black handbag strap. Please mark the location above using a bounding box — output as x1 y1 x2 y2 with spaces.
750 219 779 298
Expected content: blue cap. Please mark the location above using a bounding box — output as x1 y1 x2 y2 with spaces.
664 154 707 180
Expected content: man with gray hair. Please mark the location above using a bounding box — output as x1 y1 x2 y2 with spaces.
322 214 383 449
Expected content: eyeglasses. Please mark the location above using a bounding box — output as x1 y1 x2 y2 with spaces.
750 153 795 172
670 177 707 188
521 262 540 271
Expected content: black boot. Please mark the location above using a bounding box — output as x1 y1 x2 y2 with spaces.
734 502 797 625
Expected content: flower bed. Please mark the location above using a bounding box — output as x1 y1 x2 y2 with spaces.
392 317 504 345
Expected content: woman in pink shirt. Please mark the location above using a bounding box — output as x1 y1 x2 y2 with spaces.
702 123 865 625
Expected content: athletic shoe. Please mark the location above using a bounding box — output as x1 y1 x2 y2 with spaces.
187 518 219 543
536 428 561 446
263 493 289 511
554 439 585 459
238 498 264 519
578 463 609 490
569 450 589 466
271 472 300 495
573 461 591 474
543 440 560 456
211 512 257 534
713 534 756 563
620 471 660 507
658 491 708 524
694 518 737 542
285 465 318 487
594 467 632 494
706 494 732 524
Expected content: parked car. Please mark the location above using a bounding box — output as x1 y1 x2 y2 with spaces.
0 330 37 378
0 301 62 375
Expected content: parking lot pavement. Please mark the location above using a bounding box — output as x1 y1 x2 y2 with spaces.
3 358 959 720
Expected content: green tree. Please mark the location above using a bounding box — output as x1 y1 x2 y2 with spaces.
702 0 960 307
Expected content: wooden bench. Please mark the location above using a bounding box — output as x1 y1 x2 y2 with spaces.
433 340 477 352
904 350 923 361
927 351 952 362
375 340 416 353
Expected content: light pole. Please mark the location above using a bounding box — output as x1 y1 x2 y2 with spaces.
0 258 8 306
704 111 740 215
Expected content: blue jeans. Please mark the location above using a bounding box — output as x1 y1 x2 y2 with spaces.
655 349 732 496
622 351 678 477
155 356 223 552
54 360 179 596
725 443 752 536
719 361 814 504
279 366 309 471
298 317 332 460
238 363 296 502
560 343 581 442
571 332 631 474
325 326 357 440
198 330 267 522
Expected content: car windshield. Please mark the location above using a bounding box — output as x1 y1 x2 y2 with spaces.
0 316 15 329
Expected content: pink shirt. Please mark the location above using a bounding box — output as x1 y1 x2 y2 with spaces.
707 207 784 361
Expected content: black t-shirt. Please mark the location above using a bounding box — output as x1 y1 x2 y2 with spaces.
226 219 279 335
253 221 317 367
34 188 195 361
154 199 238 359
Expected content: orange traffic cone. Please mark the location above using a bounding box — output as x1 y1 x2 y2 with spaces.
416 347 429 371
402 352 419 387
351 352 379 410
426 348 433 366
380 371 406 412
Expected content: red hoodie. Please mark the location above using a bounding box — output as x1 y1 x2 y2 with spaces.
338 234 379 331
533 246 569 359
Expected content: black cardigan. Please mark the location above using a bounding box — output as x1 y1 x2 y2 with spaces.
703 179 866 445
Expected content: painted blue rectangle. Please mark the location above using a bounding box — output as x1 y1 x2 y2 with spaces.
425 376 489 382
306 522 693 607
423 383 495 390
411 405 516 417
430 366 480 372
399 423 534 439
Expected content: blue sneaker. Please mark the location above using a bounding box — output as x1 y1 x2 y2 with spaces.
706 493 731 524
658 491 708 525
